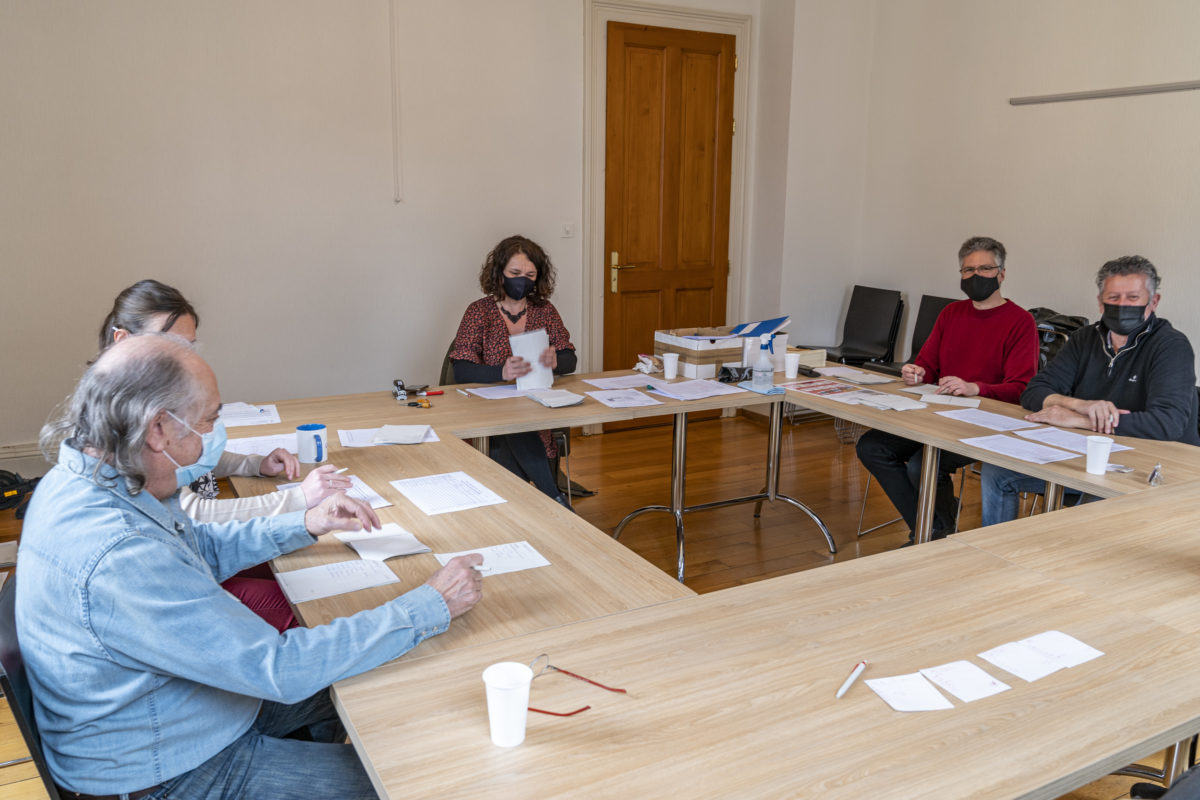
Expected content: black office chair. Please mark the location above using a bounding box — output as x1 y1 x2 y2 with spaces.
0 576 62 800
804 285 904 366
863 294 956 376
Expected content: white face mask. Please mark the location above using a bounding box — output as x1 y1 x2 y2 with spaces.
163 411 226 489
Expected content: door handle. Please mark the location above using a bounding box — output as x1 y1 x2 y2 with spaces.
610 251 636 293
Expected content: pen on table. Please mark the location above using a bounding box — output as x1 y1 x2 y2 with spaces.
418 390 444 396
333 467 349 475
835 661 867 699
456 388 470 397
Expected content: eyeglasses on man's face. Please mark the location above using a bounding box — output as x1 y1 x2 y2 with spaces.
959 264 1001 277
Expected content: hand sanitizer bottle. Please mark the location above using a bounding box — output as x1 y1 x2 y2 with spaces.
752 334 774 391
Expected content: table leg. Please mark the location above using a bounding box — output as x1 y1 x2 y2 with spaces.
472 436 489 454
613 413 688 582
1042 481 1064 512
914 444 940 544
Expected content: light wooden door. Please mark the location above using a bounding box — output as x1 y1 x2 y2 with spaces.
602 22 735 372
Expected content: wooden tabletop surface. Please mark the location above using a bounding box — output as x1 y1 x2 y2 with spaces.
334 540 1200 800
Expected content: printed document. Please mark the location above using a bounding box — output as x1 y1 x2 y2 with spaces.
509 329 553 390
936 408 1039 431
919 661 1011 703
389 471 506 515
646 378 746 401
219 402 282 427
434 540 550 576
587 389 664 408
334 523 431 561
225 433 297 457
1015 426 1132 454
864 673 954 712
959 434 1078 465
338 427 439 447
814 366 893 385
275 559 400 604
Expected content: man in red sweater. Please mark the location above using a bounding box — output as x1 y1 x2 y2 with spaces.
856 236 1039 545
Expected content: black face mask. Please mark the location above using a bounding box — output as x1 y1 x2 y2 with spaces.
960 274 1000 303
1102 303 1148 336
502 275 535 301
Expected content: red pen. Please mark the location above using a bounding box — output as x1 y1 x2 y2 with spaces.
418 390 444 396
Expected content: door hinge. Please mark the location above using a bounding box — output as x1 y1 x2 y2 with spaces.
732 118 736 135
734 54 738 72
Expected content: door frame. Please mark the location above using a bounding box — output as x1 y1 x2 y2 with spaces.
583 0 752 375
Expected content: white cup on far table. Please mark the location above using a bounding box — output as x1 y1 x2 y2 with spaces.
482 661 533 747
661 352 679 380
1085 435 1113 475
784 352 803 380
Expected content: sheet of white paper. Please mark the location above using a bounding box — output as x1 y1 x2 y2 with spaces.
1015 426 1132 454
218 401 282 427
645 378 746 401
864 673 954 711
389 471 506 515
1022 630 1104 668
586 389 664 408
338 427 440 447
334 523 431 561
434 540 550 576
920 394 981 408
224 433 298 457
0 540 16 567
899 384 940 395
583 374 661 390
510 329 553 391
373 424 432 445
526 388 585 408
279 475 393 509
467 385 528 400
920 660 1011 703
815 366 893 385
275 559 401 604
937 408 1039 431
959 434 1079 465
856 394 928 411
978 641 1064 682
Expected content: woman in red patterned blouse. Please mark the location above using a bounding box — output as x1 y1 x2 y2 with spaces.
450 235 577 503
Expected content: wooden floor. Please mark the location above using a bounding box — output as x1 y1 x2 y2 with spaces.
0 414 1164 799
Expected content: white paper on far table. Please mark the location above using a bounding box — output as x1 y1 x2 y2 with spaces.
646 378 746 401
389 471 506 515
586 389 664 408
937 408 1040 432
919 660 1011 703
583 374 659 390
278 475 393 510
334 523 431 561
225 433 298 457
338 427 439 447
275 559 401 604
1015 426 1132 454
434 540 550 576
509 328 553 391
864 673 954 711
855 393 927 411
814 366 893 385
467 385 528 400
959 434 1079 465
372 424 433 445
218 402 282 427
897 385 980 406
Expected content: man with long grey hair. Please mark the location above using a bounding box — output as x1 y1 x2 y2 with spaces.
17 334 483 799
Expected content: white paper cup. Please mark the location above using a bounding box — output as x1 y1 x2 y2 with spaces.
297 423 327 464
661 352 679 380
1085 435 1113 475
482 662 533 747
784 352 802 380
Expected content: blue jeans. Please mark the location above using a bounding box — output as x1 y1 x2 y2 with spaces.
979 463 1089 527
148 690 377 800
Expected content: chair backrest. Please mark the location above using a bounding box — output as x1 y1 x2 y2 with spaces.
439 338 458 387
908 294 957 361
839 285 904 361
0 575 62 799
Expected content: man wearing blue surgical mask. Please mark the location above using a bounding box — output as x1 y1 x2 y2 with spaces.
980 255 1200 526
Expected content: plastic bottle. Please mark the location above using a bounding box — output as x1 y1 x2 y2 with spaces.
752 334 774 391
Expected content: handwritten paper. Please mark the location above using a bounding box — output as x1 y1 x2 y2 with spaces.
334 523 431 561
864 673 954 712
586 389 664 408
389 471 506 516
959 434 1079 465
275 559 401 604
937 408 1039 432
978 631 1102 682
434 541 550 576
225 433 298 457
919 661 1011 703
218 402 282 427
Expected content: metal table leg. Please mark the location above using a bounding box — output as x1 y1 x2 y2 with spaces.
913 444 941 544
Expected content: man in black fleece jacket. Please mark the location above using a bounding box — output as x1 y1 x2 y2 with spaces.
979 255 1199 526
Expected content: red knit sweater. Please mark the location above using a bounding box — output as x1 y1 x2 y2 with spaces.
913 299 1039 403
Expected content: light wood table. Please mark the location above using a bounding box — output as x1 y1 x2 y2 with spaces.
334 540 1200 799
783 372 1200 542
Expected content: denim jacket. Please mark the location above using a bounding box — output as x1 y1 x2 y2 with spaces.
16 442 450 794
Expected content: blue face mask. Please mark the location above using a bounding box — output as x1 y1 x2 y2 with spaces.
164 412 227 489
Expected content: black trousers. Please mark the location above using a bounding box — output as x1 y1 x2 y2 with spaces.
488 431 560 500
855 429 975 536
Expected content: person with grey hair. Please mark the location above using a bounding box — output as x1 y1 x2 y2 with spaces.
980 255 1200 526
856 235 1039 544
16 334 484 799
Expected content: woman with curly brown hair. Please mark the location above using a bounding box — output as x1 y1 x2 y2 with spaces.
449 235 577 504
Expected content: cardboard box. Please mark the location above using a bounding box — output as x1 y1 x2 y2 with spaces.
654 326 744 379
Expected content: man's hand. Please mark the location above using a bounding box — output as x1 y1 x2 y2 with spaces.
936 376 980 397
501 356 531 381
300 464 352 509
425 554 484 619
259 448 300 480
1070 399 1128 434
900 363 926 386
1025 405 1095 430
304 493 380 537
